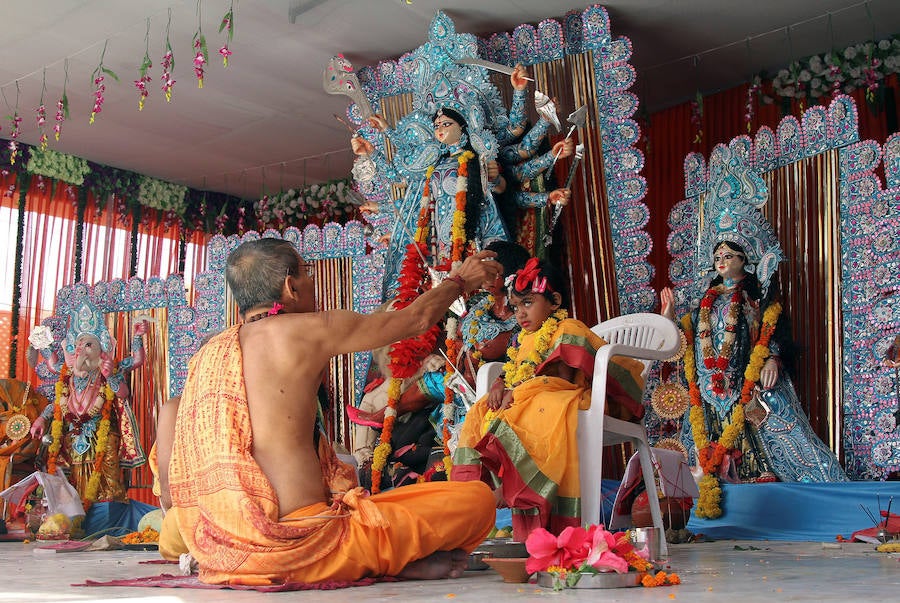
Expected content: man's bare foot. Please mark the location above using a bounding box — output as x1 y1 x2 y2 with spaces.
396 549 469 580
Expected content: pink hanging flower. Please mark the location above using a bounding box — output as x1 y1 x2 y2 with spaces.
219 45 233 67
9 113 22 140
36 103 48 150
161 49 175 102
218 5 235 67
54 98 66 141
193 35 208 88
36 175 46 192
135 55 153 111
89 75 106 124
8 140 19 165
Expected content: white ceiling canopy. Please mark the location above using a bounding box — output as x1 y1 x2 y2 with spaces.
0 0 897 199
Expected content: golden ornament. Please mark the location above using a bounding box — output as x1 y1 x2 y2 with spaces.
5 413 31 441
654 437 688 459
650 382 690 419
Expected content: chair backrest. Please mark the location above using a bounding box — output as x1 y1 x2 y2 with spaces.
590 312 681 374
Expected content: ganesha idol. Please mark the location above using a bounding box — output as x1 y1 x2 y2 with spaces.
27 300 148 505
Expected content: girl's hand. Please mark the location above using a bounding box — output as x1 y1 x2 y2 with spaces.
487 377 506 410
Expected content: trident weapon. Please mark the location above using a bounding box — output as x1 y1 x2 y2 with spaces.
544 144 584 247
454 57 534 81
550 105 588 169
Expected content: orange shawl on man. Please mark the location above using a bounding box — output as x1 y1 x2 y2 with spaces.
169 326 494 585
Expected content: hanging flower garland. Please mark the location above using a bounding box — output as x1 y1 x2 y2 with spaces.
36 70 49 150
54 61 70 142
47 364 116 507
135 19 153 111
769 36 900 103
503 309 568 389
161 11 176 102
137 175 188 215
464 293 497 365
89 41 119 125
7 81 23 165
683 301 782 518
193 2 209 88
218 1 235 67
255 178 358 226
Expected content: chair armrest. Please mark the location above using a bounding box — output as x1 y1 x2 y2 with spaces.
475 362 504 399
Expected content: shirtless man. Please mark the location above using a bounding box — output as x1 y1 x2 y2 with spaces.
167 238 503 584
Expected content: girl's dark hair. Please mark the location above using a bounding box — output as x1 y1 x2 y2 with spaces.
508 257 568 308
434 107 482 241
485 240 530 278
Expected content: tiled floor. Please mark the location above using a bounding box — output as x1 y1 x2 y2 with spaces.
1 539 898 602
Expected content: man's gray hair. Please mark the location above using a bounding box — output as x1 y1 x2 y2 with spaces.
225 239 300 315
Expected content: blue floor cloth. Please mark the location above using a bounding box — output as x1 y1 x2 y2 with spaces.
83 500 159 537
687 481 900 541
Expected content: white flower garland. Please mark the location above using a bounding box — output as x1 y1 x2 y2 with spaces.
771 36 900 100
137 176 187 214
26 148 91 185
254 177 357 224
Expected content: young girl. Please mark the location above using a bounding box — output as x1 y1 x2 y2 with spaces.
451 257 644 541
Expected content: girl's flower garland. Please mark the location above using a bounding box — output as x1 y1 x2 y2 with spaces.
47 364 116 508
503 309 567 389
371 150 473 491
683 301 782 518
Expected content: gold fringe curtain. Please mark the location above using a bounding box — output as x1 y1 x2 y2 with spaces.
763 151 843 455
105 308 169 504
315 257 356 448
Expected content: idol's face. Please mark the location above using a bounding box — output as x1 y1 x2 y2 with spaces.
73 335 103 375
433 115 463 146
713 242 747 282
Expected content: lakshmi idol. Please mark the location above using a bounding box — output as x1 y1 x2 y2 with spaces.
28 300 148 505
660 155 846 519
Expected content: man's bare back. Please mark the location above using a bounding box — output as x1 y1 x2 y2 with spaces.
241 314 330 516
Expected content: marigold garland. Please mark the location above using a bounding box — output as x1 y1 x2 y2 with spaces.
442 150 473 465
684 301 782 518
503 310 567 389
371 151 472 492
47 364 115 507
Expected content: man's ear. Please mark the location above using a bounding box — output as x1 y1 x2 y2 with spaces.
283 274 297 300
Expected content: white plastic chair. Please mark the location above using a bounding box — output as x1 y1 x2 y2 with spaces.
473 313 681 555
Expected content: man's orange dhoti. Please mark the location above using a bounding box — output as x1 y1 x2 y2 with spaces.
168 326 494 585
